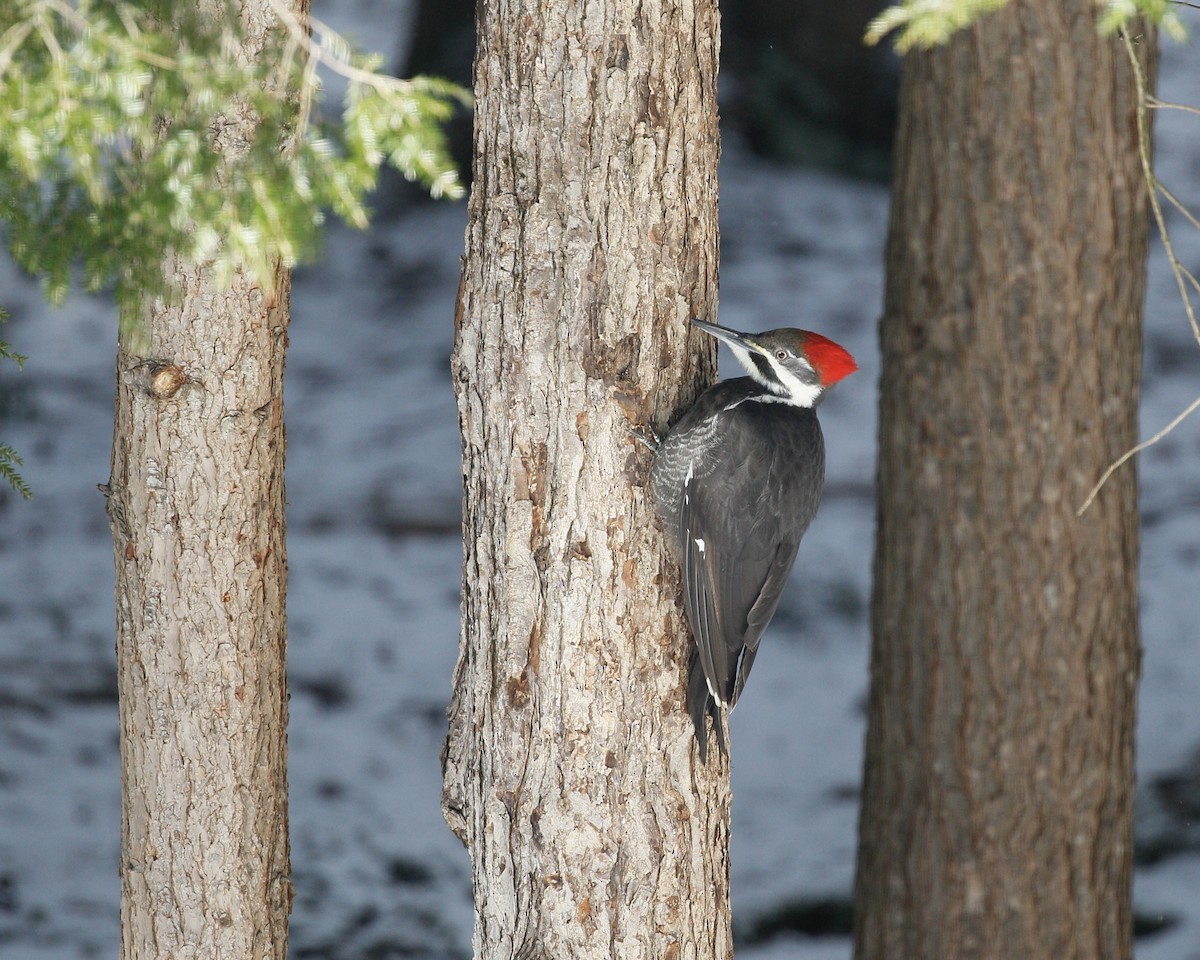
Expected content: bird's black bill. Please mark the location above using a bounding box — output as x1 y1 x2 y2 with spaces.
691 317 757 353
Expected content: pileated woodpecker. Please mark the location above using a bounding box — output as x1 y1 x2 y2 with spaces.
651 318 857 761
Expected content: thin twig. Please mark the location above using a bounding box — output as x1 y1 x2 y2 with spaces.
39 0 90 33
0 19 35 81
264 0 418 93
33 15 64 65
1080 33 1200 515
1078 396 1200 515
1159 181 1200 237
1147 95 1200 117
43 0 179 69
1123 35 1200 347
111 42 177 71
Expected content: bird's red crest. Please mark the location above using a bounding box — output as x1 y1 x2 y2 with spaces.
802 332 858 386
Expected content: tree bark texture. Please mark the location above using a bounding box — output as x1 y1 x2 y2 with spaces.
855 7 1154 960
444 1 727 957
106 3 303 957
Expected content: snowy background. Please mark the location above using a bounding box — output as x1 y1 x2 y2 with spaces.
1 5 1198 958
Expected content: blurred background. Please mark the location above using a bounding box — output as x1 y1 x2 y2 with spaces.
1 2 1198 957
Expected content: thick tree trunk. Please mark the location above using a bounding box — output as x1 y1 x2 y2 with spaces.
105 4 302 957
443 1 726 957
855 6 1154 960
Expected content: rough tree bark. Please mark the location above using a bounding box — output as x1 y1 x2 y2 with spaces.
443 1 727 957
855 5 1155 960
104 2 304 956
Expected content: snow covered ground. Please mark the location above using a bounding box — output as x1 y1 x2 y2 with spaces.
1 7 1198 959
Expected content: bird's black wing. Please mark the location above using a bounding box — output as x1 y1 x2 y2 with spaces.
681 401 825 714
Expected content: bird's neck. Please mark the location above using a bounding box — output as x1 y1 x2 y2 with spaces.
748 374 821 409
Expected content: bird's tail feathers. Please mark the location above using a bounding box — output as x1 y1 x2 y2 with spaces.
687 654 729 764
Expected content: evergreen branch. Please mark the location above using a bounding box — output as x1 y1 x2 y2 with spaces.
0 443 32 500
0 341 29 368
0 0 470 314
867 0 1189 49
865 0 1010 49
0 306 31 500
1097 0 1188 37
0 304 29 368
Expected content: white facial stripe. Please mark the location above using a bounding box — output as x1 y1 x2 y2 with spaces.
724 340 822 407
727 343 763 381
769 361 822 407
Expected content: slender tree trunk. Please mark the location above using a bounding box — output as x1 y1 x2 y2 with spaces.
855 6 1154 960
105 3 304 956
443 1 727 957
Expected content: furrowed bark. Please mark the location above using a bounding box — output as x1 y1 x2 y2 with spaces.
855 6 1155 959
107 3 303 956
444 1 729 957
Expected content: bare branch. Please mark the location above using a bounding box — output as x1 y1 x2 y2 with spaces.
1077 395 1200 516
1147 96 1200 117
1080 33 1200 514
1159 181 1200 236
264 0 424 93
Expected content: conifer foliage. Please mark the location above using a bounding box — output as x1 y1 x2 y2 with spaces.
865 0 1187 50
0 0 467 318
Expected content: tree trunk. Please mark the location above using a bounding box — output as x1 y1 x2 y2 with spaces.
443 1 727 957
855 6 1154 960
105 3 303 956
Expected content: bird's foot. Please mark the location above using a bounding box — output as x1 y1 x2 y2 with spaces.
627 421 661 452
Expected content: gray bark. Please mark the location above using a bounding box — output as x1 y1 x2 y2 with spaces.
444 1 729 957
107 3 302 956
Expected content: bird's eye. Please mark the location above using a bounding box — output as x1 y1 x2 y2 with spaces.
774 348 789 361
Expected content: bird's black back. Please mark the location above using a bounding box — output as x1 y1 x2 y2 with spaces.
651 377 826 758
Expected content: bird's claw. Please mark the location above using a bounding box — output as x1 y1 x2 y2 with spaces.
627 421 661 452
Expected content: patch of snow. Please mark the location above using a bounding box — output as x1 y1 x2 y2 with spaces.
0 7 1197 960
